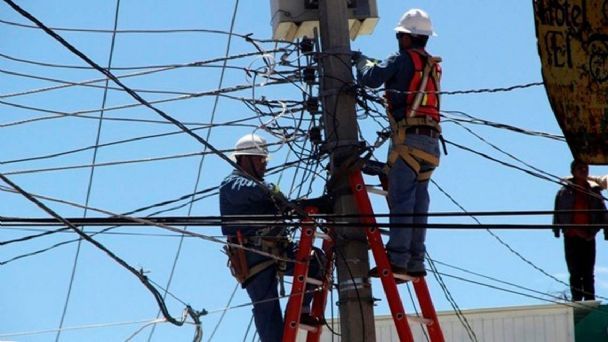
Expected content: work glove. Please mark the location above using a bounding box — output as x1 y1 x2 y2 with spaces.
269 184 292 214
553 229 560 238
351 51 371 71
293 194 334 214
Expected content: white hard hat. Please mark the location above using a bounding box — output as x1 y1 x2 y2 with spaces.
232 134 269 158
394 9 436 37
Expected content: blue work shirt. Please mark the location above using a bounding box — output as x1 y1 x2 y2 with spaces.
357 50 415 122
219 169 281 236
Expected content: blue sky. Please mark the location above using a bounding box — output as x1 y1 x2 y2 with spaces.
1 1 607 341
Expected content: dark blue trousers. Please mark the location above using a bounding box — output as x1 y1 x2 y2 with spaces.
244 245 324 342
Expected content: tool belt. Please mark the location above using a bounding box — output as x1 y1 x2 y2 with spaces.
387 115 441 182
224 232 289 286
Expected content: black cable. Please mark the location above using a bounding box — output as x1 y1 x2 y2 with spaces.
428 257 608 305
147 1 242 340
441 110 565 142
430 179 608 302
375 81 544 97
0 49 289 71
0 17 295 44
0 116 259 166
426 255 478 342
55 1 122 338
0 188 220 266
451 120 564 183
4 0 308 220
0 65 292 99
0 172 188 326
404 284 430 342
1 226 217 238
333 247 366 340
445 139 608 202
434 269 608 316
242 315 255 342
0 81 296 129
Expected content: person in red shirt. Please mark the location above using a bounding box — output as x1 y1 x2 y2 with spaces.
553 160 608 301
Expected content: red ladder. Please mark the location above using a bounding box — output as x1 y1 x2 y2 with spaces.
349 169 445 342
283 207 335 342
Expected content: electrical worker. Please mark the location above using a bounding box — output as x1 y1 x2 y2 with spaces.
355 9 442 278
553 160 608 301
220 133 325 342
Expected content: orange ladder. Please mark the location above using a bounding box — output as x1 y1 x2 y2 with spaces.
283 207 335 342
350 167 445 342
282 165 444 342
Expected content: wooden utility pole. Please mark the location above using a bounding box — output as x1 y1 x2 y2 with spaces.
318 0 376 340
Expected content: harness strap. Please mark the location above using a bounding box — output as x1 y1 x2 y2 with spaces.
384 52 442 181
226 233 291 284
407 58 435 119
389 145 421 173
388 143 439 168
417 169 434 182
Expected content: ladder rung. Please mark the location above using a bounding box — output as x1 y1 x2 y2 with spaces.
306 277 324 286
365 185 388 197
406 315 433 325
298 323 319 332
315 232 333 241
393 273 416 283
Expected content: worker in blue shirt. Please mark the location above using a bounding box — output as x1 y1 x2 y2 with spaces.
355 9 442 278
220 133 325 342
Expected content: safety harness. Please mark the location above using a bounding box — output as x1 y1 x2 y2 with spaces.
386 48 442 181
224 230 289 290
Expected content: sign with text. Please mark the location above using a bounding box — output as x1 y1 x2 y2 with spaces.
533 0 608 164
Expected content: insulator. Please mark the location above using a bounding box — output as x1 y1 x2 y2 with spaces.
299 38 314 54
303 67 316 84
305 96 319 114
309 126 322 145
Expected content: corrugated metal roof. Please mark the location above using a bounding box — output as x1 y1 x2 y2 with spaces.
299 303 575 342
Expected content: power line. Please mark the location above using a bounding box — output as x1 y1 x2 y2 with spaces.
147 0 242 340
55 1 123 338
0 158 308 253
0 49 293 71
434 269 608 315
452 120 564 182
426 256 478 342
429 179 606 302
0 66 280 98
0 317 169 339
207 283 240 341
0 183 302 264
0 50 290 97
441 110 565 142
0 116 260 166
0 81 296 128
0 17 293 44
428 257 608 304
374 81 544 97
0 172 192 326
4 150 233 176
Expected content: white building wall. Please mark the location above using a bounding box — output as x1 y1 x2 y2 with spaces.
298 303 574 342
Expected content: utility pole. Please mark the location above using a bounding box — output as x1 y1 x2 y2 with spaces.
318 0 376 340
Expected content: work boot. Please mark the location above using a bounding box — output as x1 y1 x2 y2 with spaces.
407 261 427 278
406 269 427 277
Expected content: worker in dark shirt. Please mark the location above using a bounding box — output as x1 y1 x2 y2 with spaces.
553 160 608 301
355 8 442 278
220 134 324 342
